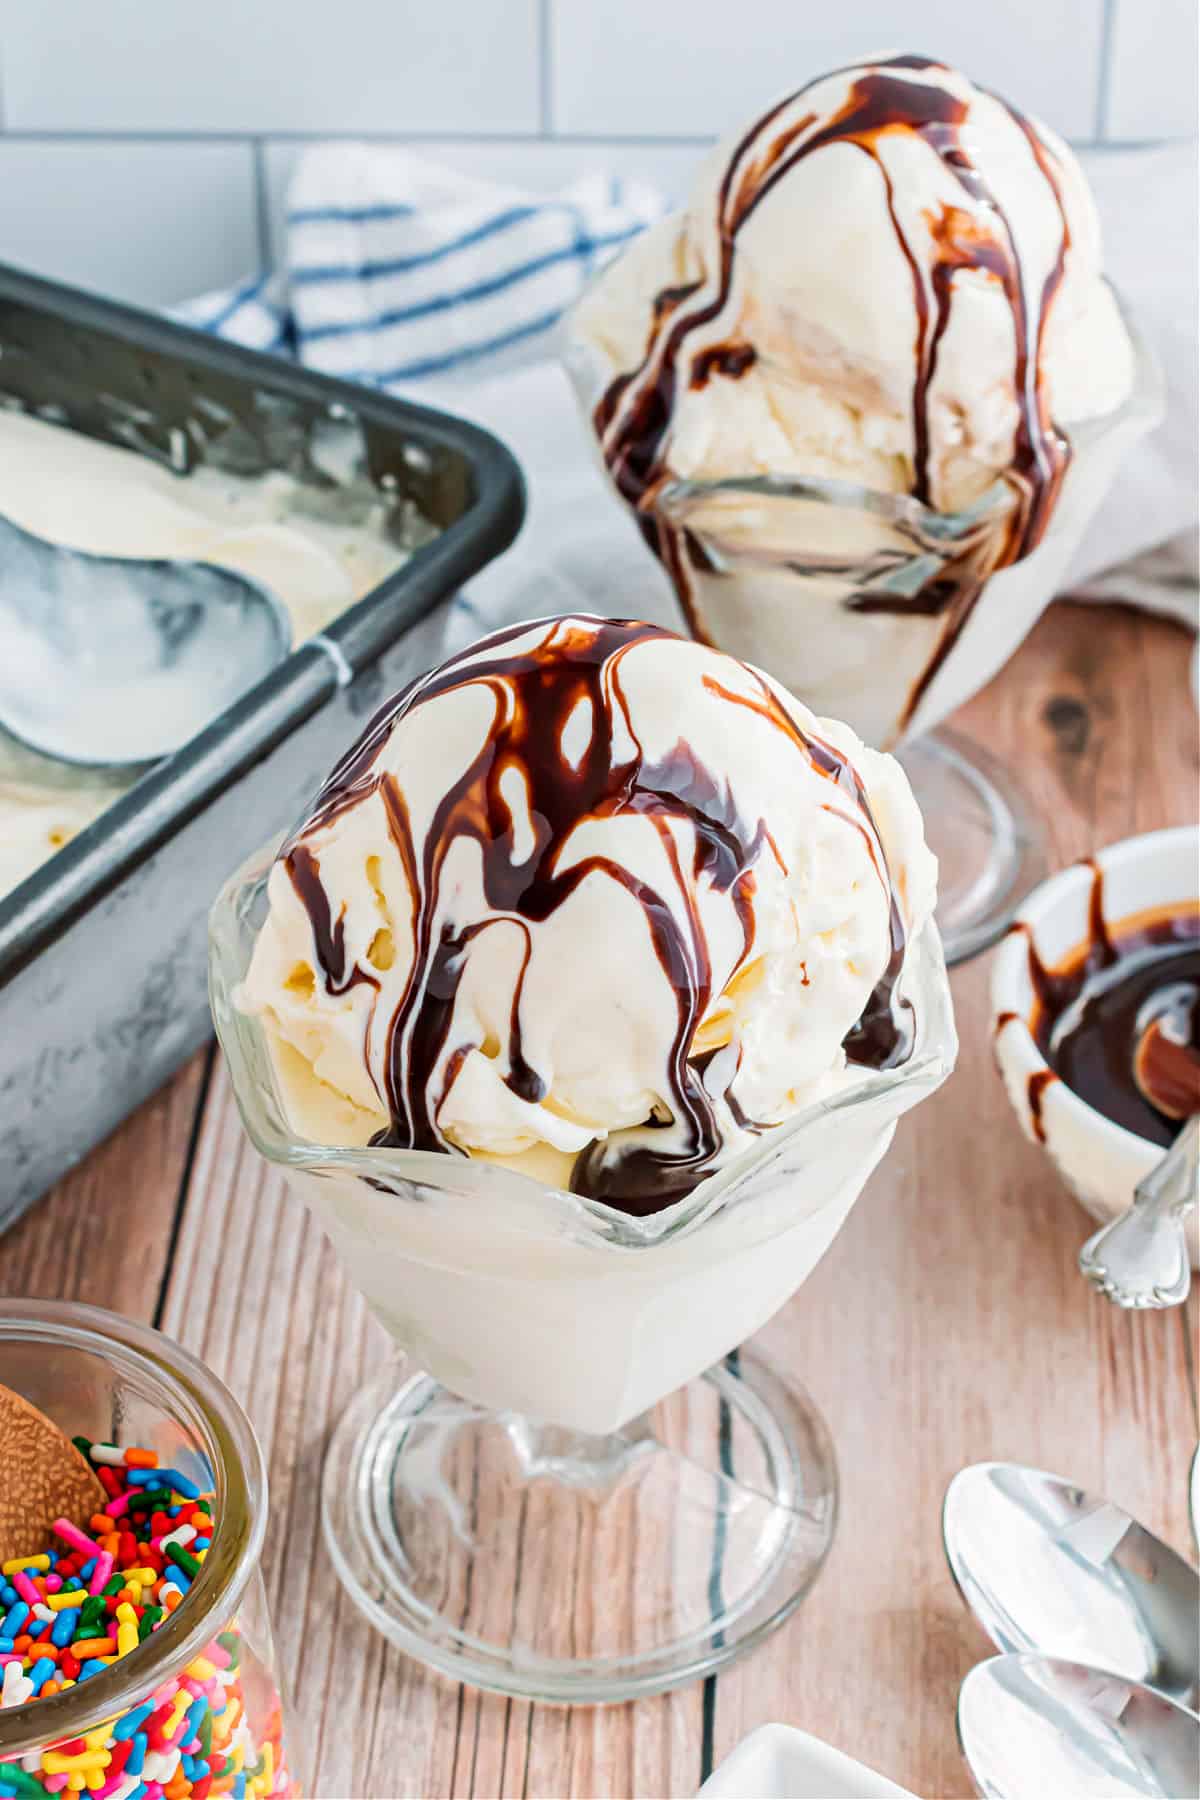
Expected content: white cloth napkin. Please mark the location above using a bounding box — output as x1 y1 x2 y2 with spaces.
1060 145 1198 624
180 139 1199 637
180 144 666 383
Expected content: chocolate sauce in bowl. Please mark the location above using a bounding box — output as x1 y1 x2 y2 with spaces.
280 617 915 1214
1020 862 1200 1147
592 54 1073 729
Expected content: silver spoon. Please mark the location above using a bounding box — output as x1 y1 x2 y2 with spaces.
1078 1116 1199 1309
943 1462 1199 1710
0 508 292 768
958 1655 1200 1799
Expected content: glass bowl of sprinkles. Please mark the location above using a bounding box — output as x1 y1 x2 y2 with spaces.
0 1301 298 1800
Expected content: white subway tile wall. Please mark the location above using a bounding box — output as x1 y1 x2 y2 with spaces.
0 141 259 306
0 0 1192 308
0 0 541 133
550 0 1105 139
1107 0 1200 138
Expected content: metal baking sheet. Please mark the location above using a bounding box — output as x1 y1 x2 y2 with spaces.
0 263 524 1232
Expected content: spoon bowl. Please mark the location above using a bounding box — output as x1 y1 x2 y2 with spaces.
0 509 292 768
958 1654 1200 1799
944 1462 1199 1709
1079 1116 1199 1309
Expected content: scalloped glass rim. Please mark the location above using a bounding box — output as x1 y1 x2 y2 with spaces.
208 839 958 1251
565 281 1162 541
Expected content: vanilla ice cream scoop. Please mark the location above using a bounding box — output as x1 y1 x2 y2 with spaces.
240 614 936 1214
570 53 1139 743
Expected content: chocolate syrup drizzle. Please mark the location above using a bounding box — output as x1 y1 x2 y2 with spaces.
1018 861 1200 1147
281 617 914 1215
593 53 1073 730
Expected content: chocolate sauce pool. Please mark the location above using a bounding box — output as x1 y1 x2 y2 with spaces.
281 617 915 1215
593 54 1072 730
1022 864 1200 1147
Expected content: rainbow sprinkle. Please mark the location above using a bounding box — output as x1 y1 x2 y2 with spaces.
0 1442 294 1799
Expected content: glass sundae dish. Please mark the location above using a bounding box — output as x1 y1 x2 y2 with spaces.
566 53 1163 962
210 614 956 1701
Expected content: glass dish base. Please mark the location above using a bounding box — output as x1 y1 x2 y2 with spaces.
321 1348 838 1704
900 728 1046 966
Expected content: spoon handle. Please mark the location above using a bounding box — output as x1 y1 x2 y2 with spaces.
1078 1116 1198 1309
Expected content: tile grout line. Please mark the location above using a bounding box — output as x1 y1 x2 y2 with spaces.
251 137 272 270
0 127 1161 150
0 127 710 146
1095 0 1118 140
150 1042 216 1329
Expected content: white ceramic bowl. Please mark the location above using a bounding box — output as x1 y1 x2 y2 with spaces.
698 1724 915 1799
991 825 1199 1266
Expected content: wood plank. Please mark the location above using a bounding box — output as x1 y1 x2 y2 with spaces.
4 599 1195 1799
710 602 1200 1797
0 1046 210 1318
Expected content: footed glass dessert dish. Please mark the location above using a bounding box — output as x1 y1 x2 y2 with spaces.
210 844 955 1703
564 301 1161 965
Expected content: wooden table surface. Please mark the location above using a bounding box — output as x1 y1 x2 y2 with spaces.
3 600 1197 1800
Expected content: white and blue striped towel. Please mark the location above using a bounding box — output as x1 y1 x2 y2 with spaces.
180 143 666 388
